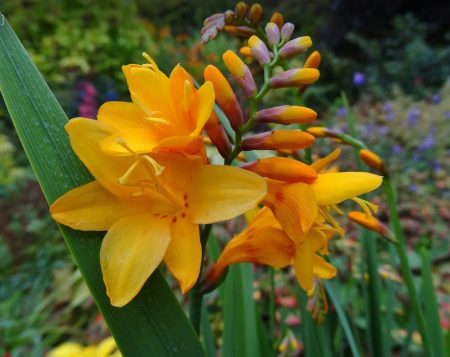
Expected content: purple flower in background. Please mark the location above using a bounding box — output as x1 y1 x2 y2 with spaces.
431 160 442 172
383 103 394 112
406 108 420 128
407 184 417 192
79 82 97 119
386 112 396 121
431 94 441 105
418 133 435 151
377 126 389 135
353 72 366 86
392 144 403 155
336 106 347 117
445 111 450 120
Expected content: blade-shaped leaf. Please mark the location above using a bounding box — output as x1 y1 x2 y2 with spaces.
0 17 204 356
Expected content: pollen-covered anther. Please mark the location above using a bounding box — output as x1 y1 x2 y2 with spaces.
256 105 317 125
241 157 318 183
359 149 385 173
248 35 271 65
241 130 315 151
279 36 313 59
223 50 257 97
269 68 320 89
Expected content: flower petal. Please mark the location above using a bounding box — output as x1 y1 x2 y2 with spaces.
313 255 337 279
100 213 171 307
264 181 318 242
97 101 146 130
164 215 201 293
185 165 267 224
50 181 150 231
156 135 204 155
100 129 162 156
311 172 383 205
310 148 341 172
191 81 215 135
293 240 314 290
65 118 142 196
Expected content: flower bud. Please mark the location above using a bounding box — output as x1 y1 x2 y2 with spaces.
270 68 320 88
307 126 327 137
223 50 257 97
204 64 244 129
242 157 318 183
279 36 312 58
239 46 253 58
224 25 256 37
281 22 295 41
241 130 315 150
304 50 321 69
248 35 271 65
224 10 234 24
256 105 317 124
359 149 385 173
204 112 232 158
235 2 248 20
348 211 393 240
265 22 280 46
249 3 263 26
270 12 284 28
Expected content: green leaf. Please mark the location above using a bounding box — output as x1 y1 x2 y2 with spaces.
0 17 204 356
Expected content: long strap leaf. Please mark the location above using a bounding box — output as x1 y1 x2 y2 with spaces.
0 17 204 356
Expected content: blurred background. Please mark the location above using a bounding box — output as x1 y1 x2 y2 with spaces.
0 0 449 355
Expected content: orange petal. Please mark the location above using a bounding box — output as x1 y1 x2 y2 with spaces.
97 101 146 130
293 240 314 290
313 255 337 279
310 148 341 172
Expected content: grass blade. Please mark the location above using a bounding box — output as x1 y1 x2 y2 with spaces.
0 17 204 356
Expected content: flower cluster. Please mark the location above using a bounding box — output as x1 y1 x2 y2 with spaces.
50 2 383 307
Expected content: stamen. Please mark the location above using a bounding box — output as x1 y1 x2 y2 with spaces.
143 155 165 176
183 80 194 112
118 160 140 185
144 117 171 125
352 197 378 218
142 52 158 68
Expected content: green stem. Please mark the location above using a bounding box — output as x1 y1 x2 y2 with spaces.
189 224 213 335
268 268 275 344
383 176 432 357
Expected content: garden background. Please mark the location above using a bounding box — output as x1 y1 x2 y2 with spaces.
0 0 449 356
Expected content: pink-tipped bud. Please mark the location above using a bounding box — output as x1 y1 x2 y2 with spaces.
269 68 320 88
279 36 313 59
242 157 318 183
204 64 244 130
241 130 315 150
256 105 317 124
281 22 295 41
248 35 271 65
265 22 280 46
223 50 257 97
204 112 232 158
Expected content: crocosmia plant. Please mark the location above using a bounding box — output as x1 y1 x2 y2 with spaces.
1 2 445 357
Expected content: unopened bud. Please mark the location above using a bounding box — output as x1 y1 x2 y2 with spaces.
270 12 284 29
239 46 253 58
242 157 317 183
348 211 393 241
281 22 295 41
241 130 315 150
204 112 232 158
359 149 385 173
265 22 280 46
223 50 257 97
224 25 256 37
304 51 321 69
224 10 234 24
256 105 317 124
279 36 312 58
204 65 244 130
248 35 271 65
235 2 248 19
249 3 263 26
270 68 320 88
307 127 327 137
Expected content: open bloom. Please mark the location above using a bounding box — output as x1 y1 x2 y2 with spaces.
96 54 214 157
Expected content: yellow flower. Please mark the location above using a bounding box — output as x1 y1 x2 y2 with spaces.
206 207 337 290
48 337 121 357
96 54 215 157
50 119 266 307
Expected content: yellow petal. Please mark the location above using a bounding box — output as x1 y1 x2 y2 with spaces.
311 172 383 205
185 165 267 224
191 81 215 135
100 213 171 307
50 181 150 231
293 240 314 290
100 129 161 156
313 255 337 279
310 148 341 172
97 101 146 130
65 118 142 196
264 181 317 242
164 215 201 293
156 135 204 155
